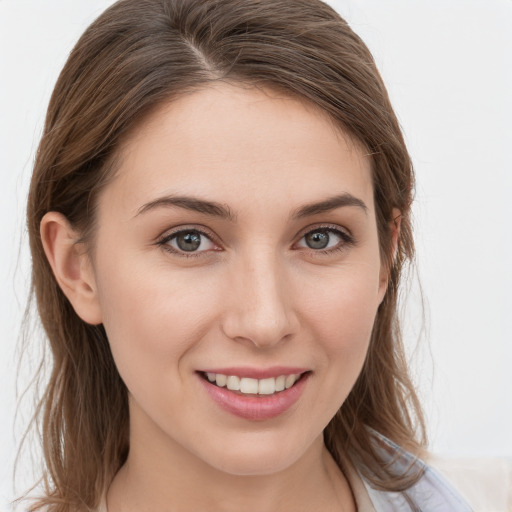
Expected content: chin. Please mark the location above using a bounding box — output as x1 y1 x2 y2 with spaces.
211 453 298 477
197 431 316 477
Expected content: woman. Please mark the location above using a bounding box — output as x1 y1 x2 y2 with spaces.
23 0 472 510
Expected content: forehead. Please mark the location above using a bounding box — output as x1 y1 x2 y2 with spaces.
103 83 374 218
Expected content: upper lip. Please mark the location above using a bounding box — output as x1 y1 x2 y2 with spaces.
197 366 310 379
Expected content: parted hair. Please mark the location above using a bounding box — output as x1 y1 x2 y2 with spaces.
24 0 426 509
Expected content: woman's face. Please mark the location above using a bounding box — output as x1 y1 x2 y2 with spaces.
89 83 388 475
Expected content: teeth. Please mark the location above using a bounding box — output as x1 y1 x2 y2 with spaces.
275 375 286 392
258 378 275 395
206 372 302 395
285 374 296 389
216 374 227 387
240 377 259 394
226 375 240 391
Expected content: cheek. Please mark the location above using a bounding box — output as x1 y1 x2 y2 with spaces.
303 264 381 345
299 264 381 396
94 254 221 386
277 265 381 434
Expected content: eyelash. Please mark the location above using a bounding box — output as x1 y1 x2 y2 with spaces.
157 227 218 259
156 224 355 259
298 225 356 257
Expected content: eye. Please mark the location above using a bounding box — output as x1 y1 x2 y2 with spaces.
159 228 218 256
296 227 354 253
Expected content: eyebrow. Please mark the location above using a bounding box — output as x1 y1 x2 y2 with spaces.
135 192 367 221
136 195 237 221
291 193 368 219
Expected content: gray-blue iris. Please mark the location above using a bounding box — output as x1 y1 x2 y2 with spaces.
177 232 201 251
305 231 329 249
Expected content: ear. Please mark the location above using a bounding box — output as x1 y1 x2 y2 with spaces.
378 208 401 302
40 212 103 325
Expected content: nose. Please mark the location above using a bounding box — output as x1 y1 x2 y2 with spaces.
221 251 299 349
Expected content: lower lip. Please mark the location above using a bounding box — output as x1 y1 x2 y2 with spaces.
198 373 310 421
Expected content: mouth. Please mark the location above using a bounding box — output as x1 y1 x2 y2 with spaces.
199 371 309 397
197 369 311 420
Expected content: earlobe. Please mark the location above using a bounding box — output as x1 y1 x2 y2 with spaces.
378 208 401 302
40 212 103 325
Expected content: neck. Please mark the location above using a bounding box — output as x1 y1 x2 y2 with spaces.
106 408 356 512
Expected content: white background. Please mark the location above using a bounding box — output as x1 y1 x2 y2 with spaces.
1 0 511 508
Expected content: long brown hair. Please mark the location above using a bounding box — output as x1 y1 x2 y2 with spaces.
23 0 426 509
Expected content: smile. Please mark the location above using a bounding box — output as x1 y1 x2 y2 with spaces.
198 369 311 421
203 372 302 396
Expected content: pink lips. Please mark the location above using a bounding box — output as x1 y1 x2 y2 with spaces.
197 368 310 421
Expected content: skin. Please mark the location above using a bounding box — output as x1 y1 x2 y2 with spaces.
41 83 396 511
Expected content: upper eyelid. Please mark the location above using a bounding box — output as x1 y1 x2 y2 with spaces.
159 223 349 239
157 227 220 258
294 223 353 241
158 225 218 243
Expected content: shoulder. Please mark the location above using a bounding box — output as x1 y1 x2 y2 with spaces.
358 431 474 511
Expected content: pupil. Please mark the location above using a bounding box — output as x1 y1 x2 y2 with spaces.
306 231 329 249
177 232 201 251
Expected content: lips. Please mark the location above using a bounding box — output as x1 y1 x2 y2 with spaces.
197 367 311 421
